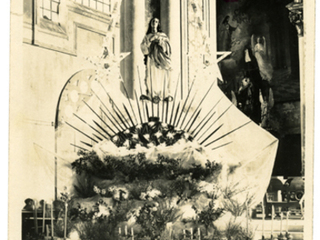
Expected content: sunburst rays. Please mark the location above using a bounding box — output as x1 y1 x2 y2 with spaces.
64 66 253 152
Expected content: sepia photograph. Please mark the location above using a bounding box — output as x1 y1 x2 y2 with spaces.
8 0 315 239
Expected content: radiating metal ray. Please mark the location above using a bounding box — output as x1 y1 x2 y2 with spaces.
169 76 180 125
80 141 93 148
192 111 216 138
204 121 251 147
197 103 233 141
135 91 143 124
180 93 197 129
185 96 223 131
199 124 224 145
145 103 150 120
137 66 147 122
73 113 108 140
172 102 181 127
106 93 131 128
162 76 166 122
183 81 215 129
211 141 233 151
121 81 138 124
123 104 135 127
83 100 117 134
176 79 195 127
186 109 202 133
70 143 89 152
99 107 123 132
65 121 98 143
150 65 154 117
93 120 112 138
92 133 103 141
91 88 125 131
98 81 131 128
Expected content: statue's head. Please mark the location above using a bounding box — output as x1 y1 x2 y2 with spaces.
222 16 230 24
147 17 162 34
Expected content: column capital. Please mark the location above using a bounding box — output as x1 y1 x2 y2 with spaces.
286 1 303 37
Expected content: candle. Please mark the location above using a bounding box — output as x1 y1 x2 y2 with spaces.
286 211 289 232
51 201 54 237
183 229 186 239
246 201 249 236
262 202 265 238
42 200 46 233
271 205 274 236
34 200 38 234
198 228 201 240
64 202 68 239
280 212 283 234
46 224 49 237
190 228 193 239
125 225 128 236
119 227 121 235
131 227 134 240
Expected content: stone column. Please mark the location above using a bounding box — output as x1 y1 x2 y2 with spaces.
120 0 145 98
160 0 181 95
286 0 304 175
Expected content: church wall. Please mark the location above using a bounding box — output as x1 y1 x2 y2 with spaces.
11 0 120 217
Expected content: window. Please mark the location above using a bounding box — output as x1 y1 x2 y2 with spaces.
74 0 112 14
40 0 60 22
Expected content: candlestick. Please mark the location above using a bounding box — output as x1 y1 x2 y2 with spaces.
42 200 46 233
64 202 68 240
131 227 134 240
125 225 128 236
51 201 54 237
280 212 283 234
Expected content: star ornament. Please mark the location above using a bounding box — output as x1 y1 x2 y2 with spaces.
215 51 231 83
167 132 174 139
155 131 162 139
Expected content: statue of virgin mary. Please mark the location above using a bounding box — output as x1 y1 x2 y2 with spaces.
140 18 172 103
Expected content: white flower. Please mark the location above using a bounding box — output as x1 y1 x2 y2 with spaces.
148 189 161 199
108 186 116 192
124 129 130 134
93 186 101 194
101 189 107 195
136 124 142 129
197 181 217 197
140 192 147 200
